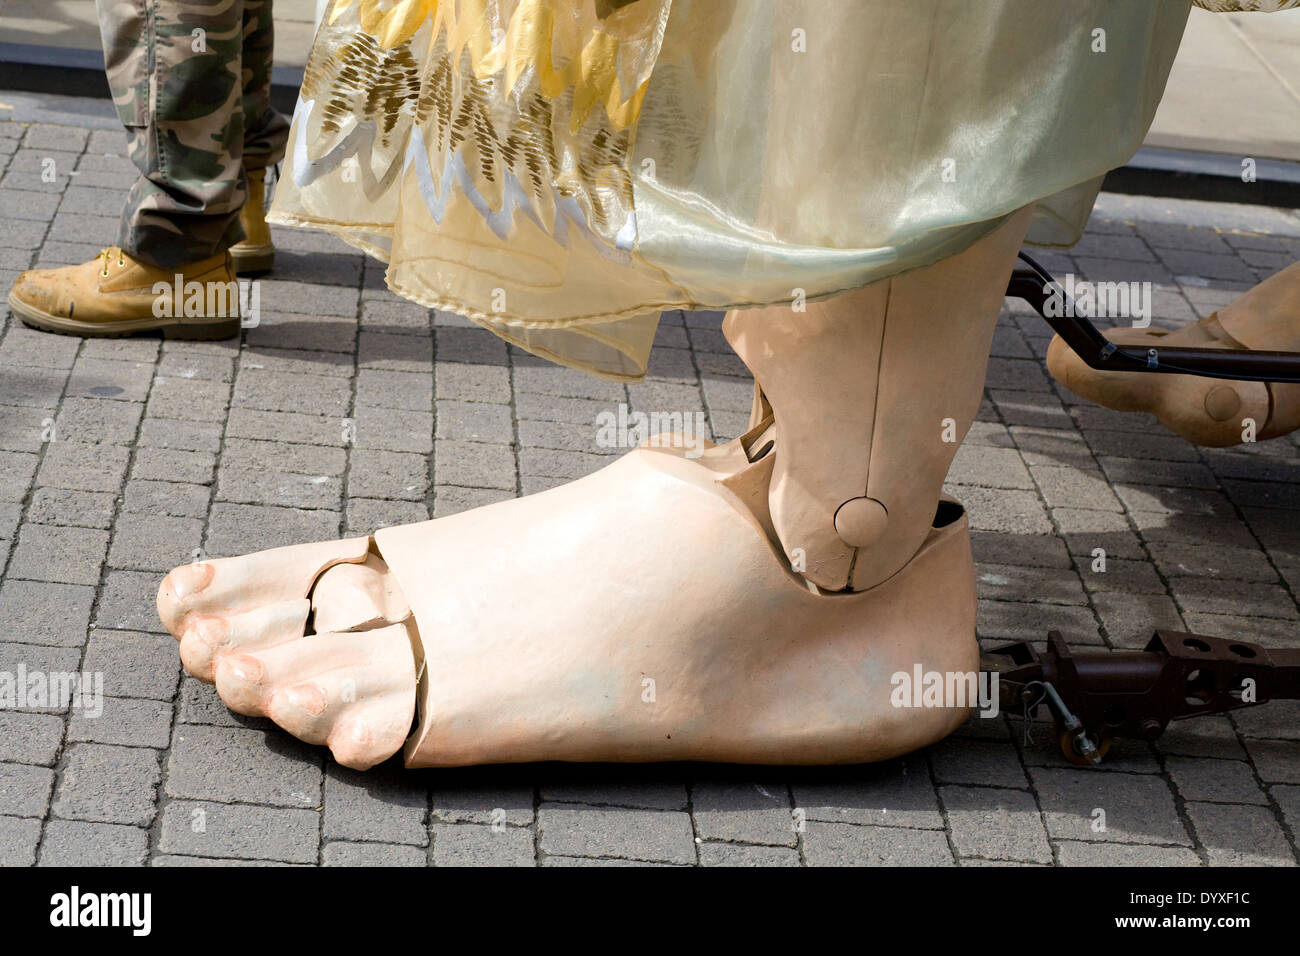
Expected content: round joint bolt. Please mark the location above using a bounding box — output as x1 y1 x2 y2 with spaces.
1203 384 1241 423
833 496 889 549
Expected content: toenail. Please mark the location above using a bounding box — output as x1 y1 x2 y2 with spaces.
285 682 328 715
223 653 266 685
166 562 214 600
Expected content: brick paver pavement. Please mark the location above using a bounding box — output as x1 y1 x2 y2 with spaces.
1 99 1298 866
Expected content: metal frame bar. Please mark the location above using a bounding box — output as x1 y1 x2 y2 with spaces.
1008 251 1300 384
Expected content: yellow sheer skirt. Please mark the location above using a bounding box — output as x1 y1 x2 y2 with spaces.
273 0 1219 381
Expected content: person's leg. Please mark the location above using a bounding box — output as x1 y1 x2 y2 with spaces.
6 0 247 338
230 0 288 274
109 0 249 268
1047 260 1300 446
156 208 1034 770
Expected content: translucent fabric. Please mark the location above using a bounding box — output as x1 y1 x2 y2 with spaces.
273 0 1199 381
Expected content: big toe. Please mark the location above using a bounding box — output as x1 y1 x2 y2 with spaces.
157 536 373 637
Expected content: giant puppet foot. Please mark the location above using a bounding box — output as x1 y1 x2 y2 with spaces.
158 441 980 769
1047 261 1300 447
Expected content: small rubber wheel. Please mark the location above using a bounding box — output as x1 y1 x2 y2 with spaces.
1058 728 1112 766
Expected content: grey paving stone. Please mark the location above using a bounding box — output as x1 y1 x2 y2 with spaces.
430 784 534 826
233 368 351 417
51 743 160 826
1168 578 1297 621
0 761 54 817
81 629 180 701
432 823 535 866
690 781 798 847
1166 757 1268 805
146 376 230 422
216 465 342 511
26 487 118 530
0 710 64 765
204 503 340 557
158 800 320 864
1091 591 1186 648
355 368 433 412
542 855 676 867
1185 802 1296 866
540 777 688 811
930 737 1029 789
698 842 801 867
433 326 508 364
345 497 430 534
94 570 168 632
348 448 429 500
976 564 1088 607
323 763 428 846
1031 767 1189 845
0 405 50 455
537 805 695 864
39 820 149 866
790 757 943 830
324 841 426 866
131 446 216 485
137 417 224 454
7 524 109 586
0 451 38 501
1243 738 1300 785
971 531 1072 570
432 440 514 491
67 696 173 749
803 821 953 867
66 358 153 403
107 513 205 572
957 486 1053 536
1155 716 1247 760
352 404 434 454
1055 841 1201 866
222 437 347 476
941 785 1052 863
226 407 351 448
0 813 41 865
435 399 513 444
47 397 143 445
0 580 95 645
121 480 211 518
36 441 129 493
978 600 1103 645
166 724 321 808
434 363 509 405
1232 700 1300 742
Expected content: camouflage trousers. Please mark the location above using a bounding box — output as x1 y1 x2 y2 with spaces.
97 0 290 269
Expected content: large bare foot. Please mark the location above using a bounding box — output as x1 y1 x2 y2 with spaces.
157 440 980 769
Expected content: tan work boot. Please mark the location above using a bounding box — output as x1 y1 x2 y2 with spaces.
230 167 275 276
7 246 242 340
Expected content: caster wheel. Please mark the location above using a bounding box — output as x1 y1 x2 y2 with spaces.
1058 727 1112 766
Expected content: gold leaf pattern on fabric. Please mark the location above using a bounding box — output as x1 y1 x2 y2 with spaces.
1193 0 1299 9
296 0 657 247
328 0 670 132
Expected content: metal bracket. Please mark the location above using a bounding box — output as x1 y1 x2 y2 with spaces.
983 630 1300 765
